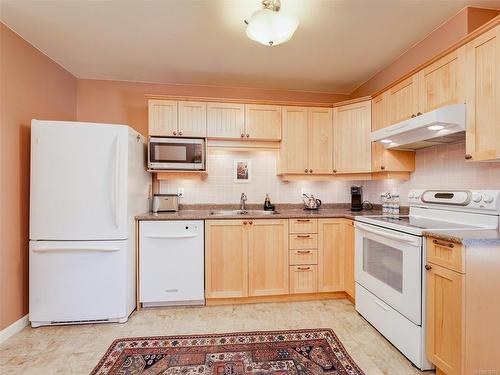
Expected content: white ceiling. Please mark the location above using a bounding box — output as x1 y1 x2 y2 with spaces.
1 0 499 94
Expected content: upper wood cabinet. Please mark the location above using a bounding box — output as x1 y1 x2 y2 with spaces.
148 99 178 136
245 104 282 141
178 101 207 137
371 93 415 173
205 220 248 299
280 106 332 175
464 24 500 161
417 48 465 113
148 99 206 137
387 75 420 125
333 100 371 174
248 219 289 297
206 102 245 139
318 219 344 292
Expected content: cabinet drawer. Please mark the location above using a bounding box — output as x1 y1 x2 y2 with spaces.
289 234 318 249
426 237 465 273
289 265 318 294
289 249 318 265
289 219 318 234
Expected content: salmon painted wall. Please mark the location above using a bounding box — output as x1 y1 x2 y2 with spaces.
350 7 499 97
0 24 77 331
76 80 349 135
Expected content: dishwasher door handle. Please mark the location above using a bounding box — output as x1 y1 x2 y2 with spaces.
146 234 198 239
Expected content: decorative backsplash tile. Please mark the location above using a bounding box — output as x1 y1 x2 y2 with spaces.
160 141 500 206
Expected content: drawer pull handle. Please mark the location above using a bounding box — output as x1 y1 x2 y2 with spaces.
297 250 311 254
433 239 454 248
374 300 389 312
165 289 179 293
296 235 311 238
297 267 311 270
425 264 432 271
296 219 310 222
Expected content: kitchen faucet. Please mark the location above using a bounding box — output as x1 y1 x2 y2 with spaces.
240 193 247 211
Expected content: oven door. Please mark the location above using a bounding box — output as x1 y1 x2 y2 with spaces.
148 138 205 170
355 221 422 325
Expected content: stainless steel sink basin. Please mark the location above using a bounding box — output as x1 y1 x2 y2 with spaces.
209 209 278 216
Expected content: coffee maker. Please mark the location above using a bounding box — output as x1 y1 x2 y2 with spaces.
350 185 363 211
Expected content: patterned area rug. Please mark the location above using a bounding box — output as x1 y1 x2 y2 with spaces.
92 329 364 375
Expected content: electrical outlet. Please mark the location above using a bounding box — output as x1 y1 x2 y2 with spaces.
177 188 184 198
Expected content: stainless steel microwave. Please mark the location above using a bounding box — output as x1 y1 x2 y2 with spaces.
148 137 205 170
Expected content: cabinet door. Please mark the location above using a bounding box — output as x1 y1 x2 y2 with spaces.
148 99 178 136
318 219 344 292
207 102 245 139
245 104 282 141
418 48 465 113
308 107 333 174
178 101 207 137
465 25 500 161
289 266 318 294
205 220 248 298
248 220 289 296
280 107 309 174
387 75 420 125
372 93 388 131
343 220 355 299
333 100 371 173
426 263 464 375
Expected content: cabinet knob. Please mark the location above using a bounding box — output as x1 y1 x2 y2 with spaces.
246 134 250 138
179 131 183 136
241 133 245 138
249 221 253 225
417 112 422 116
380 165 386 170
243 221 247 225
333 169 337 173
411 114 416 118
464 154 472 160
309 169 313 173
304 169 308 173
173 131 177 135
425 264 432 271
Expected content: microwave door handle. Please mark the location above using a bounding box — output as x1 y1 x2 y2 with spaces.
356 222 417 244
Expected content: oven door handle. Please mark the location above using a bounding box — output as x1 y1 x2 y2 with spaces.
355 222 419 244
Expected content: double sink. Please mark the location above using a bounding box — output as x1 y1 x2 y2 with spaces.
209 209 279 216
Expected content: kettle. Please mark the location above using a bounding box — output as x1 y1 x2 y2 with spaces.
302 194 322 210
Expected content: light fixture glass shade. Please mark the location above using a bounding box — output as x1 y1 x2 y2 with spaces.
246 9 299 46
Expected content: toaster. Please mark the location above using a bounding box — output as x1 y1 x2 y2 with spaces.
152 194 179 213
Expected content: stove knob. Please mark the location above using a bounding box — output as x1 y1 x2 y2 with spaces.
482 193 494 204
408 192 415 199
472 192 482 203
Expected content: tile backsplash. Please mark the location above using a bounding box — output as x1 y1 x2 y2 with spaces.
160 141 500 206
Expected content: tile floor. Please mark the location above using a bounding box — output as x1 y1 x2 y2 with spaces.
0 300 433 374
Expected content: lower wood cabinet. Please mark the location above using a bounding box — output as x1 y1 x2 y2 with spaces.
289 265 318 294
248 219 289 296
205 220 248 299
343 220 355 299
425 236 500 375
318 219 345 292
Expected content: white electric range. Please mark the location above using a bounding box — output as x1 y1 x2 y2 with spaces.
354 189 500 370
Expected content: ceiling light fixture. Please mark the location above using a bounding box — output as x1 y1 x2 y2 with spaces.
244 0 299 46
428 125 445 131
381 139 393 144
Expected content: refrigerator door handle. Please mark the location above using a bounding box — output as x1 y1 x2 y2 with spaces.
113 135 120 228
32 246 121 253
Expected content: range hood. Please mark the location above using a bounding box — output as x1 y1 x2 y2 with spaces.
371 104 466 151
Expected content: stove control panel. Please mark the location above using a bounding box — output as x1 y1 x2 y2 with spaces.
408 189 500 212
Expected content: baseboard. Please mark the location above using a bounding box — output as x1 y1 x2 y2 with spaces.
206 292 347 306
0 314 29 344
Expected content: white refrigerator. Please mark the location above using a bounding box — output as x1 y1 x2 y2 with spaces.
29 120 150 327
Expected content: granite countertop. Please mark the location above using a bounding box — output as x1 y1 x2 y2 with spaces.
135 203 383 221
422 229 500 246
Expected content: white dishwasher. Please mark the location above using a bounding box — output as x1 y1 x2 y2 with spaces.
139 220 204 307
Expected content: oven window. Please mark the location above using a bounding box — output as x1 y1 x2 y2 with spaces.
363 238 403 293
155 145 187 161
